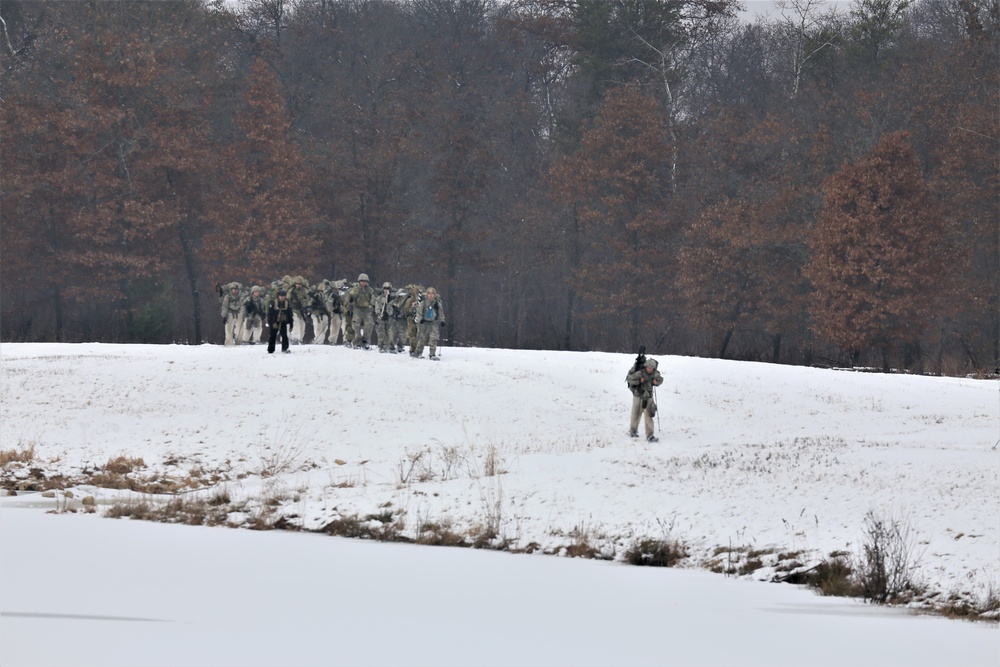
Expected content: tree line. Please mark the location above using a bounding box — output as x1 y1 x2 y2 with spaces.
2 0 996 373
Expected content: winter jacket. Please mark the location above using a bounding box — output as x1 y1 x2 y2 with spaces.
243 291 266 320
375 290 394 321
220 283 244 318
414 297 445 325
626 361 662 399
347 284 376 312
267 298 294 328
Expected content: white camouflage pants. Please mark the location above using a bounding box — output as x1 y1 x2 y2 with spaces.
242 315 263 344
329 313 343 344
311 312 330 344
630 395 657 438
224 312 244 346
290 310 307 344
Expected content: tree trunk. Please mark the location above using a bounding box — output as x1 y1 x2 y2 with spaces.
718 326 734 359
563 206 579 350
53 286 64 342
178 219 202 344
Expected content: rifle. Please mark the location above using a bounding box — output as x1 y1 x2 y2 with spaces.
630 345 648 409
631 345 647 375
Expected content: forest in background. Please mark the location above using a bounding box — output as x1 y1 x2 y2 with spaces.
1 0 997 373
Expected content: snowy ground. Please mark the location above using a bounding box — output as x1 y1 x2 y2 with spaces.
1 343 998 665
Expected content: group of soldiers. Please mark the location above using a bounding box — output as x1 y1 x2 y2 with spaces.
217 273 446 359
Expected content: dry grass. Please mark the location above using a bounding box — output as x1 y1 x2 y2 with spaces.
105 496 230 526
625 538 689 567
318 512 409 542
416 521 468 547
0 442 36 467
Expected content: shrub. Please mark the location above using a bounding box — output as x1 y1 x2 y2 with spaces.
319 513 408 541
781 554 861 597
624 538 688 567
416 521 468 547
857 510 921 603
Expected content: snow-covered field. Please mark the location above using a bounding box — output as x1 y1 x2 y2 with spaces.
1 343 998 665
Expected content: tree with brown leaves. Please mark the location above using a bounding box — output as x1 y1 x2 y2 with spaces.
550 84 675 350
806 131 956 371
202 58 323 284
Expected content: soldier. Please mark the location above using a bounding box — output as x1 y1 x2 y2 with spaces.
266 289 294 354
288 276 311 344
219 282 245 346
242 285 267 345
325 279 346 345
626 356 663 442
345 273 376 349
340 281 355 347
412 287 445 360
308 281 331 344
401 284 423 354
389 287 409 353
374 281 396 352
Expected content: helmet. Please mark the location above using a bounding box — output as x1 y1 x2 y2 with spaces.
358 273 369 282
382 282 392 289
277 289 287 296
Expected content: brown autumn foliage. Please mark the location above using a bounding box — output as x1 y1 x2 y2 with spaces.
0 0 994 370
806 131 957 370
549 84 676 350
1 1 233 341
202 57 324 284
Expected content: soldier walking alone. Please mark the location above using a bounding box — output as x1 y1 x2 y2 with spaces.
626 355 663 442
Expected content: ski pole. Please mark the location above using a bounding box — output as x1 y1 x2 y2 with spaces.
654 385 660 430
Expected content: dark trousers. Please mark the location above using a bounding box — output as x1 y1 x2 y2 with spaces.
267 323 289 353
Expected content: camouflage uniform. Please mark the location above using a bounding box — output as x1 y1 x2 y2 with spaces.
374 282 396 352
308 281 331 344
388 288 409 353
220 282 245 346
340 284 355 346
626 358 663 441
401 284 423 353
325 279 346 345
287 276 311 344
412 287 445 360
241 286 267 344
346 273 376 349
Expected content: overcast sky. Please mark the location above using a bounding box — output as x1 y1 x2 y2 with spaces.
740 0 853 22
